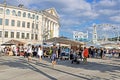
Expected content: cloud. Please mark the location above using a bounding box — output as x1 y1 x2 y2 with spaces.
110 15 120 23
60 0 96 18
98 0 116 7
61 0 91 11
98 9 118 15
94 0 120 24
61 19 80 27
78 11 99 19
0 0 119 39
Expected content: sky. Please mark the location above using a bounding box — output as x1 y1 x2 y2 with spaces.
0 0 120 40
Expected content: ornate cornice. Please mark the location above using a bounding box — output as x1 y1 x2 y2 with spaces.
0 4 40 14
41 10 59 22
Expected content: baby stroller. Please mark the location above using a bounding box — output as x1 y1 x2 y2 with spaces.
71 53 81 64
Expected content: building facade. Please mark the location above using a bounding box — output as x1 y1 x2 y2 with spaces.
73 31 88 42
0 3 60 45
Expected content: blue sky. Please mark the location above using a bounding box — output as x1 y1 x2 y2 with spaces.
0 0 120 40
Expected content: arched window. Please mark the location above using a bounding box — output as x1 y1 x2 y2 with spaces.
28 13 31 18
18 11 21 17
0 8 3 14
23 12 26 17
6 9 10 15
32 14 35 19
12 10 16 16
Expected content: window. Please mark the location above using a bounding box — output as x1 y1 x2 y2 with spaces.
12 10 16 16
21 33 25 39
18 11 21 17
5 19 9 26
5 31 8 38
36 16 39 20
26 33 29 39
28 13 31 18
27 22 30 28
11 32 14 38
95 35 96 38
17 21 20 27
22 21 25 27
32 14 35 19
16 32 20 38
6 9 10 15
23 12 26 17
36 24 38 29
11 20 15 26
32 23 34 29
31 34 34 40
0 31 2 37
0 8 3 14
0 18 3 25
35 34 38 40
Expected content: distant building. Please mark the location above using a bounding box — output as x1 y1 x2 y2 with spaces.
0 2 60 45
73 31 88 42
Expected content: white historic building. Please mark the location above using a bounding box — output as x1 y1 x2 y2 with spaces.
73 31 88 42
0 3 60 45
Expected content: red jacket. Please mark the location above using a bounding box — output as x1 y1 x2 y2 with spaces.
83 48 89 58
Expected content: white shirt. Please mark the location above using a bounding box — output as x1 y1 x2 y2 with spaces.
37 48 43 56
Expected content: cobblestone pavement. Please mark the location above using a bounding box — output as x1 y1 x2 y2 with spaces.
0 56 120 80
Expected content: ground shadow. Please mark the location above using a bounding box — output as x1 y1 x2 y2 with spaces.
0 56 120 80
0 56 57 80
41 57 120 73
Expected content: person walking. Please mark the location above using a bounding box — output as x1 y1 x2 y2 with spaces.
27 46 32 62
51 44 58 68
37 45 43 62
83 47 89 64
12 47 17 56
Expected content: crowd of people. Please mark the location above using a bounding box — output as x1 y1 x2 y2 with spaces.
70 46 120 62
0 44 120 67
88 46 120 59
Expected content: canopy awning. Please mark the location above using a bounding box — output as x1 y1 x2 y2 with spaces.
44 37 85 46
1 39 25 46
